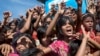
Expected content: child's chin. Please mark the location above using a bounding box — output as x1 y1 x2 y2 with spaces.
67 34 73 36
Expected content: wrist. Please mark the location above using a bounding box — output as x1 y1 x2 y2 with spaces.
83 37 88 41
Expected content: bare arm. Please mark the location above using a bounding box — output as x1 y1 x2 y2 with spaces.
36 47 52 56
20 9 33 33
88 37 100 49
46 3 64 36
33 7 45 29
75 25 89 56
45 12 60 36
34 15 42 29
75 37 88 56
76 0 82 32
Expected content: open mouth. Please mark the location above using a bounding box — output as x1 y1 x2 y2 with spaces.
66 28 72 32
66 28 73 35
66 29 72 32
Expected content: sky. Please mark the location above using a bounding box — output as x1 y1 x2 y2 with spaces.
0 0 42 21
0 0 87 21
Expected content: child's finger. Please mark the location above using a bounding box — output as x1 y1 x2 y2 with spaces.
81 25 86 35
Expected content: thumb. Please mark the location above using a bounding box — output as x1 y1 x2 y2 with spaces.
10 47 14 53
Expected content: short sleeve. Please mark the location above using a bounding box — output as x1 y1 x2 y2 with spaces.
49 40 59 53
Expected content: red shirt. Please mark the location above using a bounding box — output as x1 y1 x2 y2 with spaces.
32 31 38 40
79 29 96 40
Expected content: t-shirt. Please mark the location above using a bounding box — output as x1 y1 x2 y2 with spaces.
49 40 69 56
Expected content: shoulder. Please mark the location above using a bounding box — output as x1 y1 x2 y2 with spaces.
49 40 69 50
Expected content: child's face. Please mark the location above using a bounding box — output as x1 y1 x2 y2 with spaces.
16 36 32 53
83 17 94 31
72 12 77 22
33 12 38 19
10 23 16 30
64 9 72 17
61 20 73 37
6 29 13 36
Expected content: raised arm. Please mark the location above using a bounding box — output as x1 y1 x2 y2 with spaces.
20 9 33 33
1 11 11 26
45 3 65 36
42 5 56 24
75 0 82 32
87 0 96 14
34 7 45 29
33 15 41 29
88 37 100 49
75 25 89 56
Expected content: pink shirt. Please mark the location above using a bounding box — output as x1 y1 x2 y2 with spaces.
9 53 19 56
49 40 69 56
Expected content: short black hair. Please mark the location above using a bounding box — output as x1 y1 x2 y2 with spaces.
56 15 74 39
81 13 95 23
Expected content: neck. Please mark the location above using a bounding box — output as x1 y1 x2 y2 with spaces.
63 36 70 43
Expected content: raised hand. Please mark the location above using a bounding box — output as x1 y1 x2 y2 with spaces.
88 5 96 14
58 2 65 14
48 4 57 16
60 1 66 9
3 11 12 19
0 44 14 56
81 25 90 39
28 9 34 15
87 0 96 14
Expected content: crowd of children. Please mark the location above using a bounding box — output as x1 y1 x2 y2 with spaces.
0 0 100 56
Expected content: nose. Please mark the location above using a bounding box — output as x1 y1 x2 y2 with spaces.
89 21 93 26
65 24 72 28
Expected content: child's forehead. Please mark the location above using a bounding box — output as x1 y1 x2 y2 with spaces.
82 15 94 21
20 36 30 40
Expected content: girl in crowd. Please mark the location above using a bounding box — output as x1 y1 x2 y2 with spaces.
78 13 100 56
11 33 41 56
37 14 79 56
